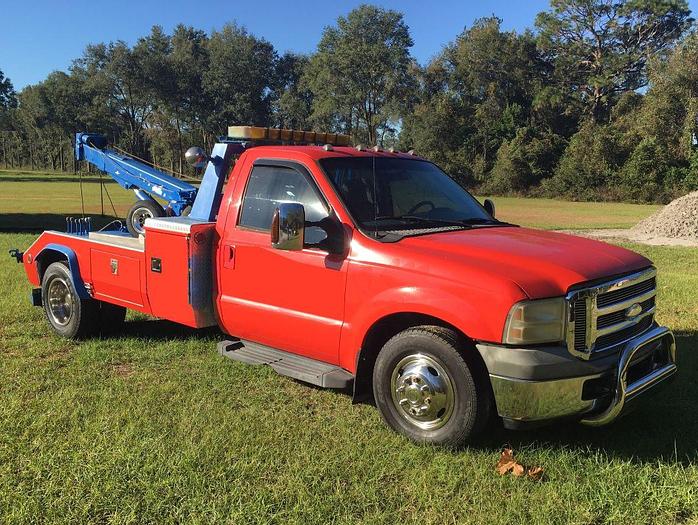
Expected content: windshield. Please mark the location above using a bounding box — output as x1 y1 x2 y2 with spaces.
319 157 494 233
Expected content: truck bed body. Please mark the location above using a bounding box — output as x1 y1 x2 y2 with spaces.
24 217 217 329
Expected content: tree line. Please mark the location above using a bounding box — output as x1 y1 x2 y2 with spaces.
1 0 697 202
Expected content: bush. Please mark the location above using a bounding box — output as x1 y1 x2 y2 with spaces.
486 139 529 193
486 127 565 194
684 152 698 191
542 122 629 200
618 137 669 201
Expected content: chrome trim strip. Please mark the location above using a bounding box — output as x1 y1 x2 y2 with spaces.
596 289 656 315
144 216 215 234
595 307 655 336
593 267 657 297
581 325 676 426
47 231 144 252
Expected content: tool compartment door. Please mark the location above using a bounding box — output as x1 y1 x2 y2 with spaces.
90 249 144 307
145 217 216 328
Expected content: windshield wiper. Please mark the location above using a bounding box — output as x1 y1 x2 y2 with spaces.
374 215 472 228
454 217 502 225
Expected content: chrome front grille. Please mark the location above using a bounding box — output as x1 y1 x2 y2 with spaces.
596 296 655 329
571 297 587 353
566 268 657 359
596 277 656 308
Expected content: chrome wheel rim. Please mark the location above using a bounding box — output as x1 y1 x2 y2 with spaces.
390 353 455 430
131 207 153 234
47 277 73 326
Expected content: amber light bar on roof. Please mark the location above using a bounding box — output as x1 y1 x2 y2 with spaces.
228 126 352 147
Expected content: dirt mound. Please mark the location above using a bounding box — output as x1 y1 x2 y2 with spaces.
633 191 698 240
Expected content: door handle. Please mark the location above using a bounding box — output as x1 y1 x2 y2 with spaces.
223 244 235 269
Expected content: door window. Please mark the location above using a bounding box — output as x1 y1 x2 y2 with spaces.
239 164 329 244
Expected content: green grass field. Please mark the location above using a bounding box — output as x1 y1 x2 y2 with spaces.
1 171 696 524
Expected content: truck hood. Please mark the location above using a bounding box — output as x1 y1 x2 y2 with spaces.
400 226 652 298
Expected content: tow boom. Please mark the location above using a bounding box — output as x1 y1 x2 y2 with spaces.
75 133 198 217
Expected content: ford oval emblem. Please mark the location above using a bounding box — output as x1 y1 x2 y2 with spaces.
625 303 642 319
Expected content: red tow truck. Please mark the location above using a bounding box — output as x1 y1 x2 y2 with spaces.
12 126 677 446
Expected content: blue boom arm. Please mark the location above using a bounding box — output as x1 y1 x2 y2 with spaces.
75 133 198 215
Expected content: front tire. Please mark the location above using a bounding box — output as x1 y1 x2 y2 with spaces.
372 326 491 447
126 200 163 237
41 262 99 339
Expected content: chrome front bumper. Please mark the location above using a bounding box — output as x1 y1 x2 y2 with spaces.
481 326 677 427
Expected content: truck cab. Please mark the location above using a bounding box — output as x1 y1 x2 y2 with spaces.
15 127 677 447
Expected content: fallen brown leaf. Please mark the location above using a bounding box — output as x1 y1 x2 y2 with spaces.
527 466 544 481
495 447 544 481
495 447 517 475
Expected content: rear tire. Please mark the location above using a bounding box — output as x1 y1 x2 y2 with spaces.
372 326 491 448
126 200 163 237
41 262 99 339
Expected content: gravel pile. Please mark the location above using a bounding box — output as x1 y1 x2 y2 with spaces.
633 191 698 240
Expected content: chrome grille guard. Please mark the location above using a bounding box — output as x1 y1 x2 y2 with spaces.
581 325 676 426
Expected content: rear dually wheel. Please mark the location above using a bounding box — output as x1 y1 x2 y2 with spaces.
41 262 98 339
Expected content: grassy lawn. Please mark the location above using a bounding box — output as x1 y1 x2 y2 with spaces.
0 170 135 231
485 195 661 230
1 171 696 523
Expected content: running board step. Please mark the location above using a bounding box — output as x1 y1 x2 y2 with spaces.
217 339 354 389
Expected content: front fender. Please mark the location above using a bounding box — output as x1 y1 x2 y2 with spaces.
339 284 516 372
362 285 488 338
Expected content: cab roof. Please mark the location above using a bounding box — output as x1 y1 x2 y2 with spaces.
241 144 424 162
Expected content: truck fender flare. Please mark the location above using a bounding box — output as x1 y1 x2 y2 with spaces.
35 244 90 299
350 310 483 404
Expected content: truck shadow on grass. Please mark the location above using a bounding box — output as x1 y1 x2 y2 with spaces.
115 318 222 341
484 331 698 465
0 214 123 233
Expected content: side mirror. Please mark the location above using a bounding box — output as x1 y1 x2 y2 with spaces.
271 203 305 251
483 198 496 218
185 146 209 169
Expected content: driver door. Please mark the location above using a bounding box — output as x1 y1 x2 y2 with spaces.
217 160 348 365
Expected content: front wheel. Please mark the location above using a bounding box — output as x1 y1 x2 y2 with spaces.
126 200 164 237
372 326 491 448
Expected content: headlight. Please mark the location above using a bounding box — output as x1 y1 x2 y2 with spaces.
503 297 566 345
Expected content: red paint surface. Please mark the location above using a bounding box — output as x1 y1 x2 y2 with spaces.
90 248 144 307
22 231 153 315
145 223 216 327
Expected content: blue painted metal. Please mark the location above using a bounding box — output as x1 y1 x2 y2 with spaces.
37 243 90 298
75 133 198 216
189 142 238 222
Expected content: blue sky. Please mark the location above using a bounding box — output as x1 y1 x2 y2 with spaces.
2 0 697 90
